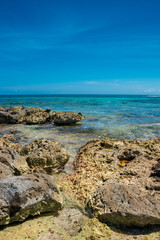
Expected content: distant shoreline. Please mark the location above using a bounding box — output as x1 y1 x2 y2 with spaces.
0 94 159 97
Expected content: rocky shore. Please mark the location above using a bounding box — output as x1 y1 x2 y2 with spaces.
0 107 159 239
0 106 84 125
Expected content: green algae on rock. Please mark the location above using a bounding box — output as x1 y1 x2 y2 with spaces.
0 173 62 226
0 136 70 175
20 138 70 174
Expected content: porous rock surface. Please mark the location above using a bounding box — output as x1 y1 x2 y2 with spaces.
53 111 83 125
0 106 55 124
0 146 29 177
69 138 160 227
0 173 62 225
88 152 160 226
20 138 70 174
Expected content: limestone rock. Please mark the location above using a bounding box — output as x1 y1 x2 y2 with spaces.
20 138 70 174
69 138 160 204
88 146 160 227
0 106 55 124
24 108 55 124
0 147 29 176
53 111 83 125
0 111 17 124
0 173 62 225
0 162 14 178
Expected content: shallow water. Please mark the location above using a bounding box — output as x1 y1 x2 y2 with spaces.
0 95 160 160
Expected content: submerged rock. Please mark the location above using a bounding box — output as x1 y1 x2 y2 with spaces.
53 111 83 125
0 173 62 225
20 138 70 174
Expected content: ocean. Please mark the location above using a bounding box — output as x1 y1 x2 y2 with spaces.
0 94 160 161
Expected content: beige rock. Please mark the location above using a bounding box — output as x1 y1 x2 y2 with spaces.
53 111 83 125
20 138 70 174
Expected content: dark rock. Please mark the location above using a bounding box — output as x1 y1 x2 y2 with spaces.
0 173 62 225
0 107 6 111
152 160 160 177
53 111 83 125
0 111 17 124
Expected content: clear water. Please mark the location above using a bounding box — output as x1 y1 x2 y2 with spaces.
0 94 160 164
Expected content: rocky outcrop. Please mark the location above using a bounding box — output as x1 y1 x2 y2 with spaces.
0 173 62 225
69 138 160 204
0 106 55 124
0 147 29 177
87 145 160 227
20 138 70 174
69 138 123 203
53 111 83 125
69 138 160 227
0 136 70 174
0 106 84 125
24 108 55 124
0 111 17 124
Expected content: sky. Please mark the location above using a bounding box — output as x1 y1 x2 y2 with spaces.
0 0 160 94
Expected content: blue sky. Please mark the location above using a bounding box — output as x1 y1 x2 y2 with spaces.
0 0 160 94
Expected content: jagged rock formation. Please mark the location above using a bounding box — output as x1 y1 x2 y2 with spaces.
0 146 29 177
20 138 70 174
88 146 160 226
69 138 160 227
53 111 83 125
0 106 55 124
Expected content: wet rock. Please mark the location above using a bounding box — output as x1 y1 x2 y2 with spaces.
88 147 160 227
20 138 70 174
0 173 62 225
0 147 29 176
53 111 83 125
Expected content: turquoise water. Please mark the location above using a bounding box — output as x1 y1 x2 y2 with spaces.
0 95 160 165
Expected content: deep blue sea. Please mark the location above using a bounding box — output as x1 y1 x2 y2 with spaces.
0 94 160 162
